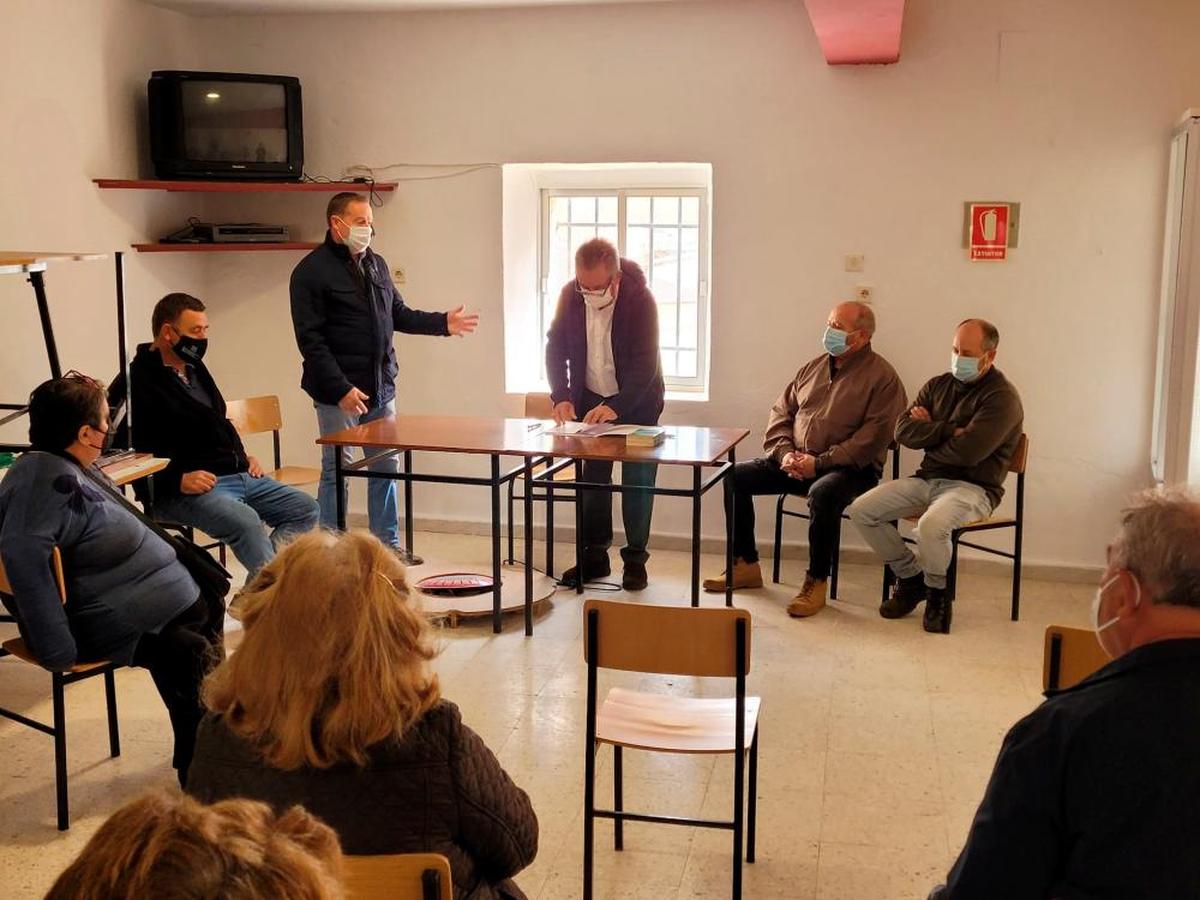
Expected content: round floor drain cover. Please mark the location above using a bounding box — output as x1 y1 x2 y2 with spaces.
415 572 496 597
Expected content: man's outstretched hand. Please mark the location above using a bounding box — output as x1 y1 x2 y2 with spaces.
447 305 480 336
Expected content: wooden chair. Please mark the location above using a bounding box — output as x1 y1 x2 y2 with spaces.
343 853 452 900
882 433 1030 626
0 549 121 831
773 443 901 598
1043 625 1109 692
505 392 575 571
225 394 320 487
583 600 760 900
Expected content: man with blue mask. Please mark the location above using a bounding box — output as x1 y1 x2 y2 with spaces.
929 490 1200 898
291 192 478 561
704 301 906 618
849 318 1023 632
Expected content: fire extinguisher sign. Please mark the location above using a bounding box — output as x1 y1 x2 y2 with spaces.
969 204 1010 261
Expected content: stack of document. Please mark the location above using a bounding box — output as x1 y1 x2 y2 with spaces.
544 422 644 437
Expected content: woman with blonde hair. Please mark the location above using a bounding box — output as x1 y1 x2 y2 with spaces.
187 530 537 900
45 789 343 899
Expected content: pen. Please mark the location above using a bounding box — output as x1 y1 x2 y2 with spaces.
527 422 543 432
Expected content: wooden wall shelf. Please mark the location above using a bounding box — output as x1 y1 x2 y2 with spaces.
132 242 320 253
95 179 397 193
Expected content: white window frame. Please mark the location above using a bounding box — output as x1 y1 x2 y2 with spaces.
537 186 711 394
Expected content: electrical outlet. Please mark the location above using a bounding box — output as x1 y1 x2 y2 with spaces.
855 284 873 303
393 266 407 284
844 253 865 273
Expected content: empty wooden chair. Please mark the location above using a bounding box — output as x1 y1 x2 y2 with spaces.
583 599 760 900
225 394 320 487
0 548 121 830
505 392 575 573
343 853 452 900
1043 624 1110 692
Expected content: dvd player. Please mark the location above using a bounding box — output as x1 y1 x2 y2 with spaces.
203 223 290 243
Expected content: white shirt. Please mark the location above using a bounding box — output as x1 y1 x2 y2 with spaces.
584 298 619 397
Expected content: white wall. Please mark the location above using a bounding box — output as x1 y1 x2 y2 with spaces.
6 0 1200 572
0 0 203 447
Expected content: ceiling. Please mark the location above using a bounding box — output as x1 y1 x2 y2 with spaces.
141 0 702 14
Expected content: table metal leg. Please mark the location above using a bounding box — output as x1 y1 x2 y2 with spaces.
574 458 585 595
335 450 346 531
546 457 555 578
29 269 61 380
490 455 502 634
726 446 737 608
403 450 415 557
523 456 534 636
691 466 702 607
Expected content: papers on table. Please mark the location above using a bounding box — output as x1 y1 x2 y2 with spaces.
543 422 644 437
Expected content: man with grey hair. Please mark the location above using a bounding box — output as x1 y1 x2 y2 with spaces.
849 318 1023 632
704 301 906 618
930 489 1200 898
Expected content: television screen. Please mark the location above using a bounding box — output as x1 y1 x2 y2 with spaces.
181 80 288 164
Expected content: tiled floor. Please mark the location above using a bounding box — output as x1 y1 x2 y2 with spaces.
0 533 1092 899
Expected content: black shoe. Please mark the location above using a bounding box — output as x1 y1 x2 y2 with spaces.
880 574 926 619
622 562 648 591
923 588 952 634
392 547 425 567
560 557 611 588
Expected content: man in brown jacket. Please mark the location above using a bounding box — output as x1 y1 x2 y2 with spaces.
704 301 907 617
848 318 1024 633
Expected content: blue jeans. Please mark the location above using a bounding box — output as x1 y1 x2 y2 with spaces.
156 473 319 580
314 399 400 546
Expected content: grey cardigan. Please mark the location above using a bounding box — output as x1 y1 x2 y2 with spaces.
0 451 197 669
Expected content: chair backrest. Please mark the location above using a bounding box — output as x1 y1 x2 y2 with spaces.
0 547 65 603
1043 624 1109 692
342 853 452 900
1010 433 1029 475
583 599 751 677
225 395 283 436
524 392 555 419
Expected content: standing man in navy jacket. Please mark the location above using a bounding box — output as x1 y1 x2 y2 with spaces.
546 238 665 591
290 192 478 553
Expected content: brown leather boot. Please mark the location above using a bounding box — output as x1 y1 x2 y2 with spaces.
702 558 764 592
787 575 828 618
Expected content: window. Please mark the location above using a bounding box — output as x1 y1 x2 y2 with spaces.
539 188 710 392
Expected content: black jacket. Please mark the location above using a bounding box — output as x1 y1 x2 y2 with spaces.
932 638 1200 899
188 700 538 900
129 345 246 504
290 232 449 407
128 343 247 501
545 259 665 425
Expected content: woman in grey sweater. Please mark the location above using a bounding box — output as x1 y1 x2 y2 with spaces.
0 374 222 783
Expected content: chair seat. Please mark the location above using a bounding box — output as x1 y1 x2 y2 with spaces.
596 687 760 754
2 638 112 673
272 465 321 487
518 463 575 484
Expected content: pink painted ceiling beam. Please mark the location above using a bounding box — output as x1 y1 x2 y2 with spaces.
803 0 906 65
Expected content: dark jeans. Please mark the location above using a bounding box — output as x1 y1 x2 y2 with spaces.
578 390 659 566
131 595 224 786
726 458 878 579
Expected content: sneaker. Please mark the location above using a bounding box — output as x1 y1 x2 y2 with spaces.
880 573 926 619
923 587 953 634
622 562 648 591
702 558 764 593
392 547 425 567
787 576 828 618
560 557 611 588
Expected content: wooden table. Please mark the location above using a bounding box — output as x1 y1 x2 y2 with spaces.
317 415 749 634
0 251 109 453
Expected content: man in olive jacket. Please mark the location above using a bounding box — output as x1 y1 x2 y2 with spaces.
545 238 665 591
849 318 1023 633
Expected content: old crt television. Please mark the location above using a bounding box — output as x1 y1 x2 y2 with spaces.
148 71 303 180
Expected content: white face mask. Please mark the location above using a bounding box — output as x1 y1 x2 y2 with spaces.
1092 572 1141 649
579 280 614 310
336 217 372 255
